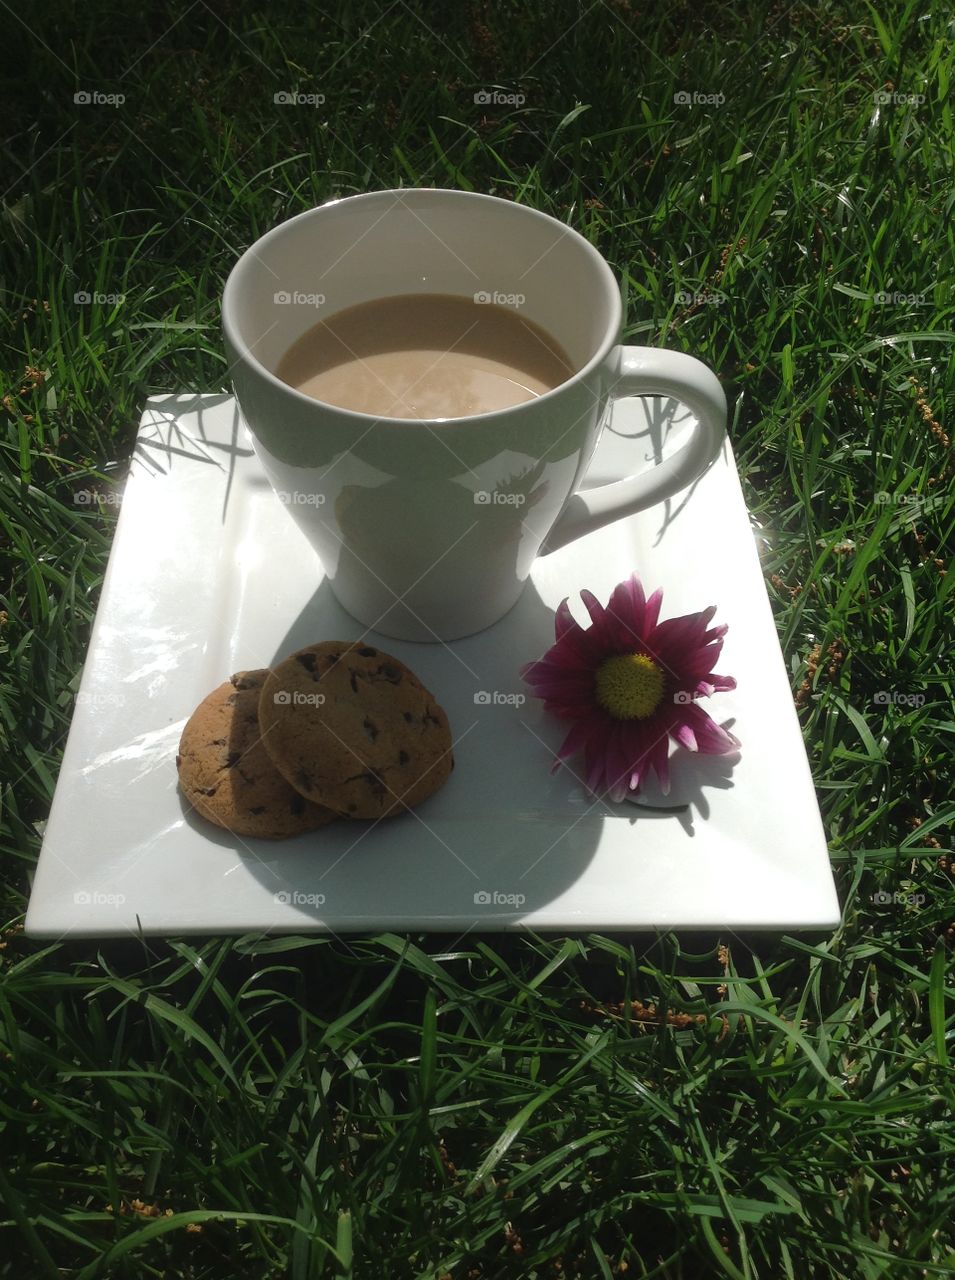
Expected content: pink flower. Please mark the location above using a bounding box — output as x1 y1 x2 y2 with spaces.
521 574 739 801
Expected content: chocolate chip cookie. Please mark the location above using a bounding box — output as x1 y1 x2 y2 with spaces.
177 669 337 839
258 642 454 819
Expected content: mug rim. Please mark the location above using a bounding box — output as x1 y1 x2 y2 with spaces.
222 187 623 427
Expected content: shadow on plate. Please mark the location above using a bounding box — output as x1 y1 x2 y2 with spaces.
134 395 254 525
178 572 738 930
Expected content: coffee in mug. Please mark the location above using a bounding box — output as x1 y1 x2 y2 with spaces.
275 292 574 420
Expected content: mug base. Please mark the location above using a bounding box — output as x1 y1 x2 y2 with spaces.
328 576 527 643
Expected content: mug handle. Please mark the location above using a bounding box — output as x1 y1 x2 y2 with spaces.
540 346 727 554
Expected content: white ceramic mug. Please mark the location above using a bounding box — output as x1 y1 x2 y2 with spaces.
222 189 726 641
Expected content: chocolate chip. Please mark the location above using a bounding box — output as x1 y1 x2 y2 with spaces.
249 805 266 815
219 751 241 770
296 651 318 672
358 646 377 657
289 794 306 816
398 750 409 765
402 711 414 723
363 717 379 742
375 663 402 683
196 785 218 796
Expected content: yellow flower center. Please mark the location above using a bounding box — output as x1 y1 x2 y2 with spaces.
594 652 665 720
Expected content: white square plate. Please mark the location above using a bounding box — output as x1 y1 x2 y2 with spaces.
25 393 840 937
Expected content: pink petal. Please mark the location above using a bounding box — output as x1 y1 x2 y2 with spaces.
551 610 601 669
642 623 703 672
555 597 579 641
523 655 595 683
585 745 609 793
626 755 649 794
606 721 638 797
557 715 602 760
709 673 737 692
528 642 593 675
680 704 740 754
643 587 664 634
529 684 597 713
579 588 606 628
619 718 667 794
606 575 647 642
602 734 628 800
522 658 594 684
649 612 711 655
698 604 717 628
648 736 671 794
622 572 647 615
524 647 599 712
674 639 727 681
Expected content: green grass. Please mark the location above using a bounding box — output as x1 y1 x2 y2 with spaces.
2 1 954 1275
